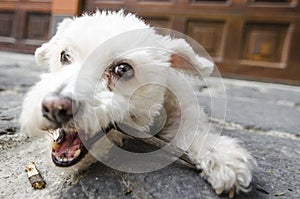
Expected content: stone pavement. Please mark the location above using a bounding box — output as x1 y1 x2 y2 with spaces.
0 51 299 199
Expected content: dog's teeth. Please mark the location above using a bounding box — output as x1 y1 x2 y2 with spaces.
215 188 223 195
68 157 74 162
56 156 63 162
63 158 68 162
52 143 60 150
74 149 81 158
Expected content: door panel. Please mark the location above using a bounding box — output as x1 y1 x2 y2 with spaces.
83 0 300 84
0 0 51 53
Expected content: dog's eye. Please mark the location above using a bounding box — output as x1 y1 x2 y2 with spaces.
113 63 134 80
60 51 72 65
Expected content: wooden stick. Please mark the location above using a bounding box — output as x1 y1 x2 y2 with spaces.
114 124 198 169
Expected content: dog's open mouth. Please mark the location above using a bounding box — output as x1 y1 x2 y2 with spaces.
50 128 88 167
48 124 114 167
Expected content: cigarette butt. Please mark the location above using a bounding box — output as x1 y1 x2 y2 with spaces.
25 162 46 189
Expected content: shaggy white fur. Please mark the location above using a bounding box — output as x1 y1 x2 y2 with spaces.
20 10 256 197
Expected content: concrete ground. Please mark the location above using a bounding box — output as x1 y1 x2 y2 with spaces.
0 51 299 199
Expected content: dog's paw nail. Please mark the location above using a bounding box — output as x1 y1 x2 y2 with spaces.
229 188 235 198
215 188 223 195
200 171 207 178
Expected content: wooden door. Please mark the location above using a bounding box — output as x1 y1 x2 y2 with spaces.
84 0 300 85
0 0 51 53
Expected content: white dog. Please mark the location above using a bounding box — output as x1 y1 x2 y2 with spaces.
20 11 256 198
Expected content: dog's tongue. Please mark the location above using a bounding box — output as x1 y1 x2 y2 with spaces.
54 132 81 158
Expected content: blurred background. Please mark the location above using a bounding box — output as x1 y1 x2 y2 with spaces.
0 0 299 84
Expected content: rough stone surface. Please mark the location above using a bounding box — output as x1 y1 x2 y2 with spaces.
197 78 300 135
0 51 299 199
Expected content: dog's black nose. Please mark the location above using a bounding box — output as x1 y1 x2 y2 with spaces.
42 94 76 124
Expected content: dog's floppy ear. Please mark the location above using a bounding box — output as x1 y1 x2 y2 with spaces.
35 18 73 66
167 38 214 78
35 42 50 66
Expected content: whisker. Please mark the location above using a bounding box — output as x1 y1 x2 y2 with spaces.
46 131 54 140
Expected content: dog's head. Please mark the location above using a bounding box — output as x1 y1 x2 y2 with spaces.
22 11 213 168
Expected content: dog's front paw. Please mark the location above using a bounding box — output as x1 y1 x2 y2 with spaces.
198 137 256 198
200 159 253 198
